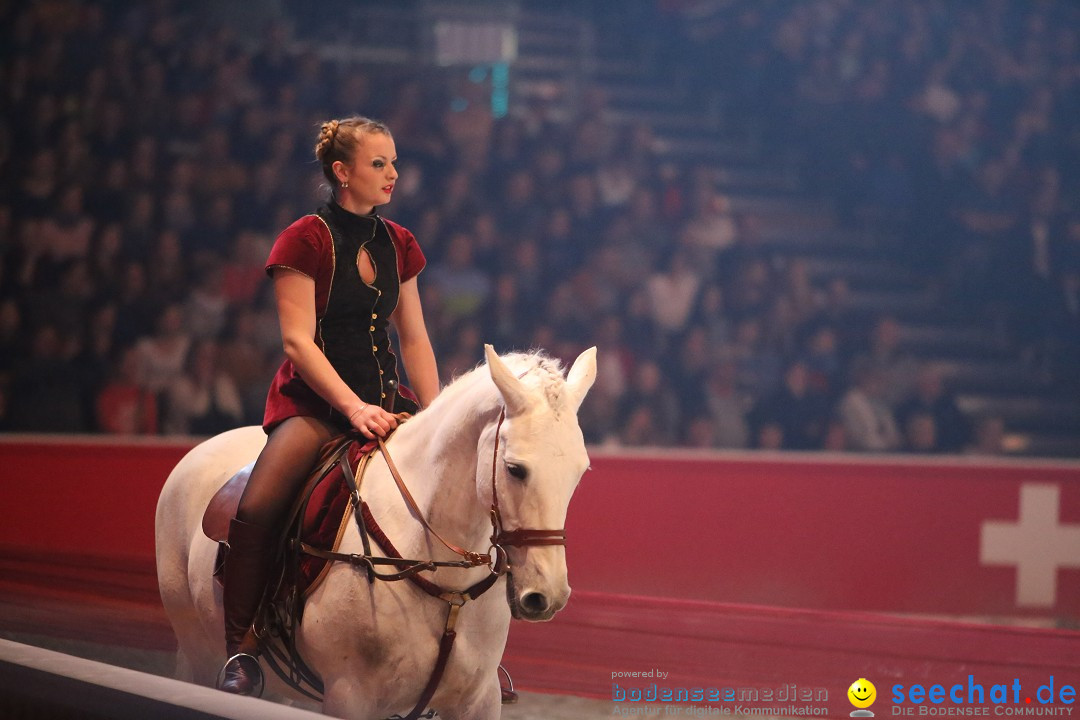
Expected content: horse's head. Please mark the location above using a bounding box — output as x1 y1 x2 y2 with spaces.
481 344 596 622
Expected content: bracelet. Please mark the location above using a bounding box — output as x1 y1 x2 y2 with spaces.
349 404 367 421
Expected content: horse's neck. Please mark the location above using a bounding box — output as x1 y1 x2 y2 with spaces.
384 383 497 550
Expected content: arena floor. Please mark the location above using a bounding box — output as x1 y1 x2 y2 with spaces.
1 632 615 719
0 589 615 719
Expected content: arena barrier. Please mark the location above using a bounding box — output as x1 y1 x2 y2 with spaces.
0 637 324 719
1 435 1079 718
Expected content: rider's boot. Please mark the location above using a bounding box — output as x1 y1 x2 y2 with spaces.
218 517 275 696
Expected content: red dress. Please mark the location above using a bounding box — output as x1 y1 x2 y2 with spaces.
262 202 426 433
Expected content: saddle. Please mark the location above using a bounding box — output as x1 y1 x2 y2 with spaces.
201 433 376 599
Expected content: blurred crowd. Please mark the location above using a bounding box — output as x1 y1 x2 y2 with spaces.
0 0 1076 454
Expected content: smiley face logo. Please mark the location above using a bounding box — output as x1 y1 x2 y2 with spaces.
848 678 877 714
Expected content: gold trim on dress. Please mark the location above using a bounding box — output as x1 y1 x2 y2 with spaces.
312 214 335 355
267 264 314 280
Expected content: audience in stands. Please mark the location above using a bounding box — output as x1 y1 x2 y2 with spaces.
0 0 1075 455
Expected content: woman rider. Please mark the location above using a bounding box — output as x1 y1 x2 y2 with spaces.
219 116 440 695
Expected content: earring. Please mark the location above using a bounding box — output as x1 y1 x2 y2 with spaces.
341 181 349 188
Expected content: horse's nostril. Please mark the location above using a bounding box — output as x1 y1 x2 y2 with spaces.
521 591 548 614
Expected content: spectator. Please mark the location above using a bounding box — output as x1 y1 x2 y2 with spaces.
751 361 829 450
146 229 189 306
703 358 750 449
726 317 784 399
619 404 662 448
89 222 125 290
113 260 157 346
424 232 491 323
96 345 158 434
904 412 939 454
966 415 1008 456
857 316 919 408
183 265 229 340
587 313 632 408
897 363 971 452
163 339 244 435
680 189 738 271
1045 269 1080 388
800 324 844 398
837 361 902 452
38 185 94 265
617 360 681 446
7 324 85 432
218 308 276 426
756 421 785 451
823 418 848 452
0 299 23 374
646 248 702 337
134 303 191 397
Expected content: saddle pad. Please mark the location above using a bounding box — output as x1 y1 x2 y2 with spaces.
202 463 254 544
295 439 380 598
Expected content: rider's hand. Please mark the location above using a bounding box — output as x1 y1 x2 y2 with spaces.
347 402 399 440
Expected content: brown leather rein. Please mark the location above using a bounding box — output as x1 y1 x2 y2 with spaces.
291 407 566 719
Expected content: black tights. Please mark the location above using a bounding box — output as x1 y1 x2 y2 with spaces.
236 415 339 531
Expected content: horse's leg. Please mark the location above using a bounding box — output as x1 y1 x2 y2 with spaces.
437 681 502 720
321 675 378 720
173 647 194 683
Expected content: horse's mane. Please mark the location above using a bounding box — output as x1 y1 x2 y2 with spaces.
422 350 567 420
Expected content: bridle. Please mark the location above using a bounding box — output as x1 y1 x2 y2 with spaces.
371 406 567 579
488 408 568 555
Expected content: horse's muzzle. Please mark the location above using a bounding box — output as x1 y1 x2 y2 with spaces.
505 572 567 622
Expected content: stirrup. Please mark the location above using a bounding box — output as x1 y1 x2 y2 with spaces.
499 664 517 704
216 652 265 698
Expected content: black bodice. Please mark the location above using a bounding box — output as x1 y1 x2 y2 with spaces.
316 201 415 413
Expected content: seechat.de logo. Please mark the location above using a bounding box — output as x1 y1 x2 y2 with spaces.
891 676 1076 715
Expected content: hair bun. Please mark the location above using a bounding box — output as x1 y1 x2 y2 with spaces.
315 120 341 161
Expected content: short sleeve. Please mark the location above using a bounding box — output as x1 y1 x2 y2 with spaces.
387 221 426 282
266 216 326 279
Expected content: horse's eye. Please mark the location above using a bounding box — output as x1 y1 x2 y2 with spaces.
506 462 528 481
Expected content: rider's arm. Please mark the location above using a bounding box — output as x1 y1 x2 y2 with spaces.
391 276 440 409
273 268 396 438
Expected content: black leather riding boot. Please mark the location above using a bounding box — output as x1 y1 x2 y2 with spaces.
219 517 275 696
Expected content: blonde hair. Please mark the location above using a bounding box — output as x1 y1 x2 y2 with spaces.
314 116 391 189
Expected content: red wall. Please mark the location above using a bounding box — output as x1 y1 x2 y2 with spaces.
0 437 191 564
567 449 1080 616
2 436 1078 617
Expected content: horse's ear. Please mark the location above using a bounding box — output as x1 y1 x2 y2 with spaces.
485 344 530 416
565 346 597 413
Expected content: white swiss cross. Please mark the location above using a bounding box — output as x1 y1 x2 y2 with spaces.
980 483 1080 608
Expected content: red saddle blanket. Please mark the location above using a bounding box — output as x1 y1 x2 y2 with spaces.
202 435 378 599
292 439 376 598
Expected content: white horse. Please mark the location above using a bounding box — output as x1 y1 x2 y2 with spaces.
155 345 597 719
